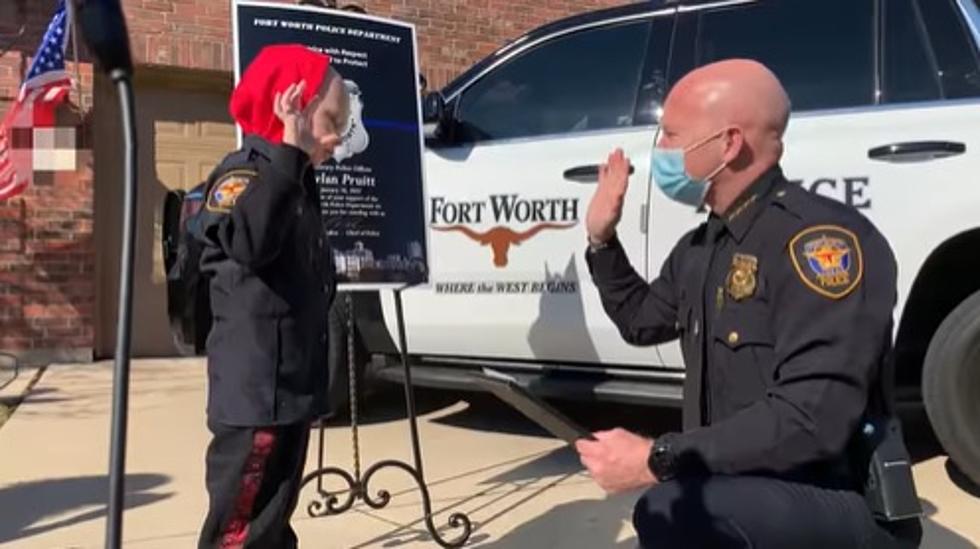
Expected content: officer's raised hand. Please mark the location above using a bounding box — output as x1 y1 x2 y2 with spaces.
586 148 631 245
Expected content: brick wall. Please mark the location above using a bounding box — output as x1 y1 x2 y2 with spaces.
120 0 626 89
1 0 95 363
0 0 625 362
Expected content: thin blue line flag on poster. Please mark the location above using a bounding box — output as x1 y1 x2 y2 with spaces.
233 1 429 288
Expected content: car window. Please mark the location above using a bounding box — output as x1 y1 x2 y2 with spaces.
882 0 943 103
694 0 875 112
917 0 980 98
455 21 651 143
634 16 675 126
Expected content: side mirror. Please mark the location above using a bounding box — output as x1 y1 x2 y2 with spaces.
422 91 448 141
422 91 445 123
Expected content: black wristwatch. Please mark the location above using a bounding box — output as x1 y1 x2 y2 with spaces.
648 432 680 481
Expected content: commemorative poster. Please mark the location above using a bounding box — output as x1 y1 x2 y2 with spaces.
233 1 429 288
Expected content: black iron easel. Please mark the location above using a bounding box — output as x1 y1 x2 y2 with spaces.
299 287 473 548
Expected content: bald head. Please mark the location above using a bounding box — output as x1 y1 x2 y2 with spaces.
671 59 789 140
658 59 791 213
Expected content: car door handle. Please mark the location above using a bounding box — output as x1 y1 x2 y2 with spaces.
562 163 635 183
868 141 966 163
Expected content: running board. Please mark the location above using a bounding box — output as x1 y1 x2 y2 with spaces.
375 362 683 408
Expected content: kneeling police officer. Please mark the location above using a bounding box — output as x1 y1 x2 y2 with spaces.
578 59 922 548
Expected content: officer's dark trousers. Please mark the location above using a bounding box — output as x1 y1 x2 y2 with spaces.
198 420 311 549
633 475 922 548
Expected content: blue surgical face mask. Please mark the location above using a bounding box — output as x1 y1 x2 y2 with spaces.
651 129 728 208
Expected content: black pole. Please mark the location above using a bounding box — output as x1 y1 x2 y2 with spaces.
105 68 137 549
394 287 425 479
69 2 135 546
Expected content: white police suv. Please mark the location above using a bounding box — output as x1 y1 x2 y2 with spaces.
338 0 980 485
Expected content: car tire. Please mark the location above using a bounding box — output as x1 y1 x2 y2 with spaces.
922 289 980 486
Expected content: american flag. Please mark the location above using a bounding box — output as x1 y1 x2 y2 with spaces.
0 0 74 201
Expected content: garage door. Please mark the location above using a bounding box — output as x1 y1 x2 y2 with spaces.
94 68 236 358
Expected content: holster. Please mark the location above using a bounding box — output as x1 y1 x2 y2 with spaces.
861 416 923 521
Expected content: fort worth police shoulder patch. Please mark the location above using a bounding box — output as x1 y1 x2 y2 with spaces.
789 225 863 299
206 170 257 213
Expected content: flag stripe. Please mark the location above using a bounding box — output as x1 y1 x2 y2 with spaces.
0 179 27 201
43 84 70 102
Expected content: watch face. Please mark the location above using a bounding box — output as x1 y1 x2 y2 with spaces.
650 438 677 480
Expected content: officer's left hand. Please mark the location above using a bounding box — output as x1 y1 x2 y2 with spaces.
575 428 657 494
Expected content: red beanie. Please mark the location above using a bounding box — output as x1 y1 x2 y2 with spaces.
229 44 332 144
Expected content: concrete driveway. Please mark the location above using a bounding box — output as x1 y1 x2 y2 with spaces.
0 359 977 548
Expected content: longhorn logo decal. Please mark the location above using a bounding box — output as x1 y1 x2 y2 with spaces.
432 223 576 267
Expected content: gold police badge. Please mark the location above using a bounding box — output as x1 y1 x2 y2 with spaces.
726 253 758 301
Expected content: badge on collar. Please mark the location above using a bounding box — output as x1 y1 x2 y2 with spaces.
790 225 863 299
726 253 758 301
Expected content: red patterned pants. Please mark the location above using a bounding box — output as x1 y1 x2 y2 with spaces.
199 421 311 549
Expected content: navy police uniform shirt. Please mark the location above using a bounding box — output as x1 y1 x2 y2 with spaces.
197 135 336 427
586 166 897 484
